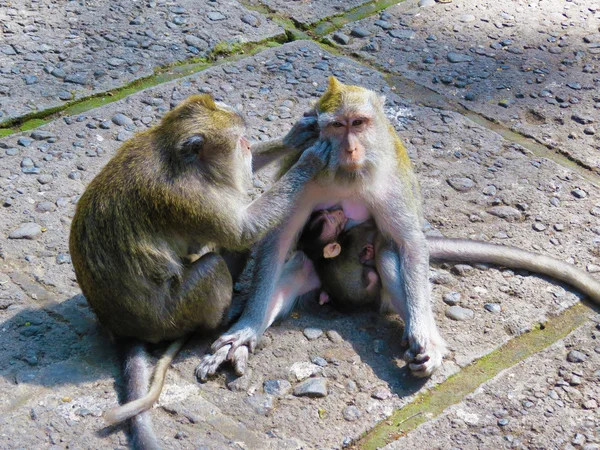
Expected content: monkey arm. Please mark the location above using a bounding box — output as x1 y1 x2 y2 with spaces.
251 138 298 172
232 141 330 248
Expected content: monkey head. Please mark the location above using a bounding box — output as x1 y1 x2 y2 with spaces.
157 94 253 192
314 77 388 177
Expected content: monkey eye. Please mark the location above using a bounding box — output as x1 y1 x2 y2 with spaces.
352 119 364 127
332 121 344 128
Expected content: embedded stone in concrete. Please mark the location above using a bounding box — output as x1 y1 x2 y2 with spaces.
251 0 371 26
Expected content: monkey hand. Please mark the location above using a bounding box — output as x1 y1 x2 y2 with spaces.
195 325 259 381
402 325 448 377
297 140 332 172
283 115 319 151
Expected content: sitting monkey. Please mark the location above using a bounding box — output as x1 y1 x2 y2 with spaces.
69 94 329 449
198 78 600 382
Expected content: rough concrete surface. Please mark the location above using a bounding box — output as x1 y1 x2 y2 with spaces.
0 1 599 449
0 0 283 121
246 0 372 26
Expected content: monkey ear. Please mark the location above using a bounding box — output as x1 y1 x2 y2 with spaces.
193 94 218 111
323 242 341 259
327 76 343 94
180 134 205 153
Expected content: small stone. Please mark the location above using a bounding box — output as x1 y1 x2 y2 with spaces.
567 82 582 90
447 52 474 63
311 356 328 367
326 330 343 343
303 328 323 340
18 137 33 147
68 171 81 180
56 254 71 265
497 418 509 427
498 99 514 108
487 206 522 222
289 362 321 381
264 379 292 396
419 0 435 6
207 12 226 21
532 223 547 232
388 29 415 40
572 188 588 198
246 394 274 416
584 126 596 135
573 434 586 446
36 201 56 213
446 306 474 321
37 174 53 184
9 223 42 239
447 177 474 192
342 405 362 421
371 389 392 400
566 350 586 363
350 27 370 38
184 35 208 50
293 377 327 398
484 303 502 314
30 130 54 141
451 264 474 276
571 114 595 125
443 292 461 305
112 113 134 127
582 399 598 410
64 73 88 85
333 32 350 45
458 14 476 23
241 14 260 27
374 20 392 30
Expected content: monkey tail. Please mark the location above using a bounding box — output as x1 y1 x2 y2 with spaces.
427 237 600 304
105 338 187 434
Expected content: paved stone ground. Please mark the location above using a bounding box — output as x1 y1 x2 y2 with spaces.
0 1 599 449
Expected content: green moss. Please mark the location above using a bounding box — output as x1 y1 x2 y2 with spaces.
357 303 592 449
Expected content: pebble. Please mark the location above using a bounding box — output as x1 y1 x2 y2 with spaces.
293 377 328 398
37 174 53 184
30 130 54 141
484 303 502 314
566 350 587 363
207 12 226 21
447 177 474 192
388 30 415 40
572 188 587 198
246 394 274 416
36 201 56 213
342 405 362 421
487 206 522 222
64 73 88 85
18 137 33 147
374 20 393 30
184 35 208 50
419 0 435 6
446 306 474 321
56 254 71 265
443 292 461 305
241 14 260 27
451 264 474 276
532 223 546 232
333 33 350 45
311 356 328 367
458 14 476 23
447 52 474 63
264 379 291 396
582 399 598 410
303 328 323 340
326 330 343 343
9 223 43 239
371 388 392 400
289 362 321 381
112 113 134 127
350 27 370 38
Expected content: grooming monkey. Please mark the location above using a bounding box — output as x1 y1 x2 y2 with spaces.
197 77 600 381
300 208 600 313
69 94 328 449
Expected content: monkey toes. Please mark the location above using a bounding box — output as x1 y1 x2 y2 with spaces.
195 327 259 381
403 330 448 378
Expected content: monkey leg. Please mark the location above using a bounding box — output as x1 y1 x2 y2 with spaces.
196 250 320 381
166 252 234 338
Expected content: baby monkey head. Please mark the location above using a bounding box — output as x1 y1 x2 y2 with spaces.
156 95 252 187
315 77 387 175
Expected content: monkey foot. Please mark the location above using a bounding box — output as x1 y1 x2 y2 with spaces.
195 326 259 381
403 329 448 377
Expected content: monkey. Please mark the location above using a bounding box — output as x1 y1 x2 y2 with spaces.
300 208 600 314
196 77 600 381
69 94 330 450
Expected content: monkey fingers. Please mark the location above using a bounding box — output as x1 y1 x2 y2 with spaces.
231 345 249 376
195 344 231 381
210 326 259 359
402 333 446 378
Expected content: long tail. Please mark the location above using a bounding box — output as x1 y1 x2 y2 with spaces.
105 338 187 445
427 237 600 304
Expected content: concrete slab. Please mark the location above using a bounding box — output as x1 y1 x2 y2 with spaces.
387 317 600 450
0 0 283 121
325 0 600 171
1 40 599 448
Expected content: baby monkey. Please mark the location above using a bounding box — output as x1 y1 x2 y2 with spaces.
297 209 381 310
